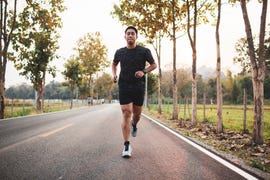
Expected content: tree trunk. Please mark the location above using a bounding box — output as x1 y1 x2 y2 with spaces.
240 0 267 144
216 0 223 133
157 38 162 114
70 85 74 109
191 52 197 126
186 0 197 126
203 93 206 122
36 87 42 112
184 95 187 120
144 73 148 108
252 78 264 144
41 74 45 112
172 0 178 120
243 88 247 132
0 79 5 119
0 0 18 119
35 77 45 112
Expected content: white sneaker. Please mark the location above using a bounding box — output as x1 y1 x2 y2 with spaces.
122 142 132 158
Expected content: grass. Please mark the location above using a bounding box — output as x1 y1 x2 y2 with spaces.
4 100 88 119
148 104 270 140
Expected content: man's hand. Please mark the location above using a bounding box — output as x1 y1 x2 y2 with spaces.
135 71 145 78
112 75 118 83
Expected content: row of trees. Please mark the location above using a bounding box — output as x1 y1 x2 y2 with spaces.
0 0 65 116
111 0 268 144
6 67 270 106
62 32 109 109
1 1 110 113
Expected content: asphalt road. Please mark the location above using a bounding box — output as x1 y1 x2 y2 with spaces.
0 104 258 180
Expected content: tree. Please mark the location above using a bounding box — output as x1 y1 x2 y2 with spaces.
239 0 268 144
185 0 216 125
0 0 18 119
11 0 65 112
234 25 270 99
186 0 198 125
215 0 223 133
62 57 82 109
235 0 268 144
94 73 115 101
74 32 109 102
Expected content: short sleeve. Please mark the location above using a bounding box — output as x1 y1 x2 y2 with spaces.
145 48 155 64
113 49 120 65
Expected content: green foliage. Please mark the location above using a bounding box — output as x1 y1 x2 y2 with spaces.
233 24 270 74
94 73 115 99
5 82 71 100
45 81 70 99
11 0 65 90
112 0 215 42
5 83 35 99
147 72 158 96
62 57 83 101
251 160 270 173
74 32 109 83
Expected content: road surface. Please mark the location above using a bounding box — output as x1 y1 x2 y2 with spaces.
0 104 259 179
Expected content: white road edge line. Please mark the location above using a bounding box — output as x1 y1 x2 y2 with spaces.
142 113 258 180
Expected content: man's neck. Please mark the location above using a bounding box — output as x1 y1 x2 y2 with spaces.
126 44 136 49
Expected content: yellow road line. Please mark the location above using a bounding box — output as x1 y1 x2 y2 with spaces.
39 123 73 138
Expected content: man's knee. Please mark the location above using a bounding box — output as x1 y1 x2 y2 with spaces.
121 105 132 119
123 109 132 119
132 112 140 119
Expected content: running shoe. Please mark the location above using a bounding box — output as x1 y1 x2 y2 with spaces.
131 120 137 137
122 141 132 158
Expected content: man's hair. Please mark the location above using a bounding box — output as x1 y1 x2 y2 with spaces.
125 26 138 35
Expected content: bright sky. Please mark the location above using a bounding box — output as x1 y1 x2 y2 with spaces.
6 0 269 88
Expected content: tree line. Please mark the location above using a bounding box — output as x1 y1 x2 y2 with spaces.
6 67 270 105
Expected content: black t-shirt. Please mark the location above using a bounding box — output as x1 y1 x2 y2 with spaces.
113 45 155 84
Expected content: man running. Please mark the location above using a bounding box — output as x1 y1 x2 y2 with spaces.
112 26 157 158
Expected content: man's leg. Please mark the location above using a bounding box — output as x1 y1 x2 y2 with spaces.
121 103 133 141
121 103 133 157
132 105 142 126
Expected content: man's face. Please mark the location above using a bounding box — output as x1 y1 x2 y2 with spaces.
124 29 137 46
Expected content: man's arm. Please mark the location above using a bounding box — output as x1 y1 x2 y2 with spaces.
112 62 118 83
145 62 157 73
135 62 157 78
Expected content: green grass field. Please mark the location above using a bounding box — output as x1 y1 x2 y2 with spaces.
4 100 87 118
148 104 270 140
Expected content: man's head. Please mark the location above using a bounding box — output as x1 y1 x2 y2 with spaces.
124 26 138 47
125 26 138 35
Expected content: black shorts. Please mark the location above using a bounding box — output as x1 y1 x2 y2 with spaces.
118 82 145 106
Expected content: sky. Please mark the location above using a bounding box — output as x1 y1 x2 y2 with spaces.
5 0 269 88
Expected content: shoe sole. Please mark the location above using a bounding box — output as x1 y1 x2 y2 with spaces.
122 154 131 159
122 146 132 158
